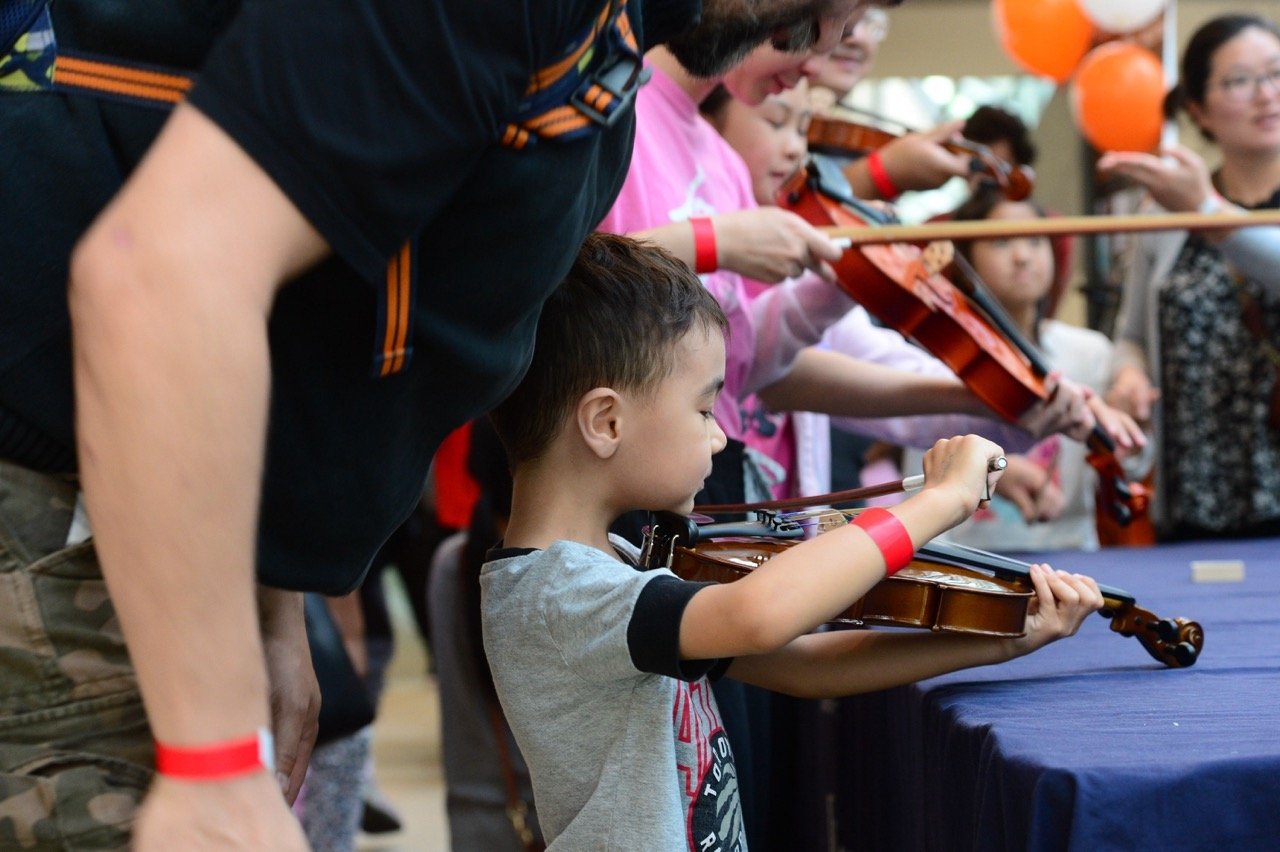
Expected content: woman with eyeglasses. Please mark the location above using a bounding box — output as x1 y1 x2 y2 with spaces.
1099 14 1280 540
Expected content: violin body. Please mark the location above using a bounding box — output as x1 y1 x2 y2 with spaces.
778 161 1152 531
669 538 1032 637
641 512 1202 668
781 164 1044 423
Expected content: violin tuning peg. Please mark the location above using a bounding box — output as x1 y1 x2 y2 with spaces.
1112 477 1133 501
1173 642 1199 667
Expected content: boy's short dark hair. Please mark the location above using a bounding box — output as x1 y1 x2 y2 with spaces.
490 233 728 466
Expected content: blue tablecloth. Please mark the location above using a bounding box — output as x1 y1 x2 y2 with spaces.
803 538 1280 852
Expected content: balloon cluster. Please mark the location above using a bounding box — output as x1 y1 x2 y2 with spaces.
991 0 1166 153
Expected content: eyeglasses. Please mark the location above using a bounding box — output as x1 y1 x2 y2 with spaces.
772 4 892 55
853 8 889 45
1213 67 1280 102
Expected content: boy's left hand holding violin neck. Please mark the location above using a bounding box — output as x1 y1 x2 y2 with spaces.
1003 564 1104 658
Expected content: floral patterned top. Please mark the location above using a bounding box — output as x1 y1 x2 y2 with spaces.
1157 186 1280 535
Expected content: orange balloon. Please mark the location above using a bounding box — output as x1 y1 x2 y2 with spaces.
1071 42 1165 152
992 0 1094 83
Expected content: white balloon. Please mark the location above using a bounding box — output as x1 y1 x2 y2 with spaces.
1076 0 1165 33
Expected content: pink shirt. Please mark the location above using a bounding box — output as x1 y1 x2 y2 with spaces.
598 63 1034 499
598 64 854 494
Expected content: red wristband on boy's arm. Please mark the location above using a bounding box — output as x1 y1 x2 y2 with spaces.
865 150 901 201
689 216 717 273
154 728 275 781
851 508 914 576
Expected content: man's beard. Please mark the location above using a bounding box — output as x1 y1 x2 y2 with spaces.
667 0 826 78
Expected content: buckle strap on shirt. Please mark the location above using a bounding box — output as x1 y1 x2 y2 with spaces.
501 0 648 150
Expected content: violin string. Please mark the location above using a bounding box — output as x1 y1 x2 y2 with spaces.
774 508 859 531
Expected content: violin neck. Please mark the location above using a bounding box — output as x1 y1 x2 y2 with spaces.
947 255 1127 465
949 253 1051 377
804 155 894 225
920 539 1134 607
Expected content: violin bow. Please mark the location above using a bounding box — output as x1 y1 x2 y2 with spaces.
694 476 923 514
694 459 1008 514
823 208 1280 245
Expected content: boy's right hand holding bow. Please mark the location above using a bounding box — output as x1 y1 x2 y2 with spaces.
909 434 1008 533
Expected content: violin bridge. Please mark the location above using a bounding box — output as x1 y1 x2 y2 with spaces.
815 510 849 535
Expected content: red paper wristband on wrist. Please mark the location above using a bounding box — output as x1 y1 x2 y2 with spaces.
852 508 914 576
689 216 717 273
865 151 901 201
154 727 275 781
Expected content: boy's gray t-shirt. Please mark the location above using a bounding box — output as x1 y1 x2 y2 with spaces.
481 538 746 850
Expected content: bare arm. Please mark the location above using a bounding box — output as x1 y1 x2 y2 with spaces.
791 310 1095 448
679 435 1005 660
631 207 842 283
71 103 325 848
726 565 1102 698
759 349 1097 452
843 121 970 200
757 347 984 419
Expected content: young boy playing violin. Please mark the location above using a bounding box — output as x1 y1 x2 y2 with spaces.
482 233 1104 850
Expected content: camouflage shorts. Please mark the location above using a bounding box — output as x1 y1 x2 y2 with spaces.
0 462 151 850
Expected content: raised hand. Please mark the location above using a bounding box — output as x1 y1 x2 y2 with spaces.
1096 144 1217 213
875 120 972 193
1105 363 1161 424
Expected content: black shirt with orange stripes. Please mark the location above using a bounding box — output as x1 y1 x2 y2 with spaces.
0 0 699 592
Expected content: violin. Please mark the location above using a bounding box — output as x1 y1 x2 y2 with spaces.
639 511 1203 668
777 158 1151 533
805 110 1035 202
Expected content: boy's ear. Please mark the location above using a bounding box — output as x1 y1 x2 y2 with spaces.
577 387 623 459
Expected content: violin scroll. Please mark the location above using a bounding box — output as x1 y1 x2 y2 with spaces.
1104 602 1203 668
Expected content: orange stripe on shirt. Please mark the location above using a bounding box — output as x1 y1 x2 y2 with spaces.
52 70 186 104
617 11 636 51
380 251 402 377
55 56 192 94
390 242 411 374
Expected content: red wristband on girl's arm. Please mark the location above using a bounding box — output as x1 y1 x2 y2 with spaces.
852 508 914 576
865 150 901 201
154 728 275 781
689 216 717 273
